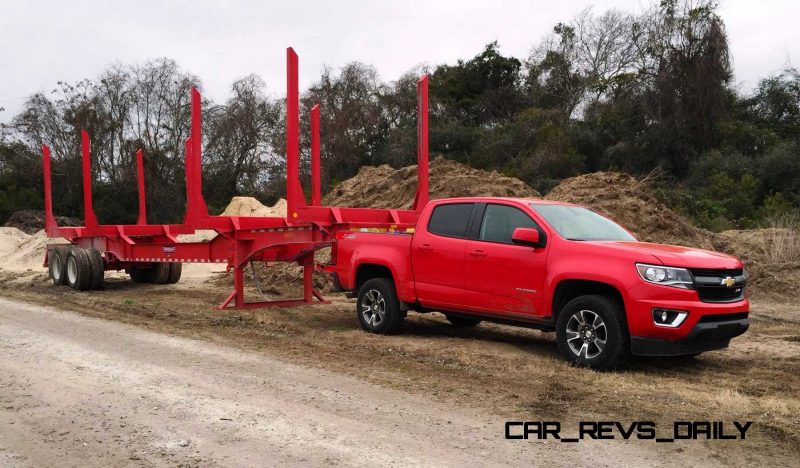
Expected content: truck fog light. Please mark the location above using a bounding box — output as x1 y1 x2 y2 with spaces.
652 308 688 328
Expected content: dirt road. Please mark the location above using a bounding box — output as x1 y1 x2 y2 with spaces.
0 297 684 467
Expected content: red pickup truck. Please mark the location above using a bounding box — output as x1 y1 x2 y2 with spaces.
326 198 749 369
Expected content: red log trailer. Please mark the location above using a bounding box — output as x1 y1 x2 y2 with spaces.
41 48 429 310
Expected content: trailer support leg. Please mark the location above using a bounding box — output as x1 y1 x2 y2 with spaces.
217 259 328 310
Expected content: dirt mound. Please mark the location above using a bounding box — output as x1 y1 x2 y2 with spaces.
323 156 539 208
715 228 800 298
219 197 287 217
0 227 69 273
4 210 81 234
545 172 716 250
716 228 799 265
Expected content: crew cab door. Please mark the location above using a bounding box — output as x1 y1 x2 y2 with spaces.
411 202 475 309
464 203 548 316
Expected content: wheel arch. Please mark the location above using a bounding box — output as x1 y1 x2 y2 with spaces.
551 279 626 323
355 262 395 293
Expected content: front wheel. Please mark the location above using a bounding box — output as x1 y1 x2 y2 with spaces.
356 278 404 335
556 295 628 370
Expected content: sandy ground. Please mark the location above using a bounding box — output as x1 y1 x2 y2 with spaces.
0 296 699 467
0 268 798 467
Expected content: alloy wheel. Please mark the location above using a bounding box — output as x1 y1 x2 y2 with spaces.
360 289 386 328
565 309 607 359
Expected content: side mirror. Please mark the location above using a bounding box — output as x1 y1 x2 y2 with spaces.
512 227 543 247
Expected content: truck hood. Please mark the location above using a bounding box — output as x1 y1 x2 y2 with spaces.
590 241 743 269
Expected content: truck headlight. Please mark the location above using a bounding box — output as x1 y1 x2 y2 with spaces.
635 263 693 289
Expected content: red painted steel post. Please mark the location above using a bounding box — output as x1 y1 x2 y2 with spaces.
412 75 429 212
285 47 306 220
183 137 193 225
81 130 99 227
303 264 313 302
310 104 321 206
41 145 57 233
234 267 245 308
135 149 147 225
189 87 209 221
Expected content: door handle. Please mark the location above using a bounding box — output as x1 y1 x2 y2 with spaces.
469 249 487 257
418 243 433 251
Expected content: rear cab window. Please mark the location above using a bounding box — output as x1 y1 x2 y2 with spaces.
427 203 474 238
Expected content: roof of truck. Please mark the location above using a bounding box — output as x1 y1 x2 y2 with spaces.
433 197 578 206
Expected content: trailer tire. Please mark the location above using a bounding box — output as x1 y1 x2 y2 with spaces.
87 248 105 290
128 266 154 283
356 277 404 335
65 248 92 291
168 262 182 284
48 247 67 286
150 262 171 284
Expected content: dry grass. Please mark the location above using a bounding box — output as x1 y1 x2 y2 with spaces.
761 213 800 263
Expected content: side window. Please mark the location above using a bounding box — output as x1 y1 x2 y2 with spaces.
479 204 538 244
428 203 474 238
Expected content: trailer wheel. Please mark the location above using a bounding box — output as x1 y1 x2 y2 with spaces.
48 247 67 286
356 278 404 335
65 248 92 291
128 266 154 283
87 248 105 290
150 263 171 284
168 262 182 284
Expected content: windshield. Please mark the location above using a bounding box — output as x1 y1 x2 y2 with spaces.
530 204 636 241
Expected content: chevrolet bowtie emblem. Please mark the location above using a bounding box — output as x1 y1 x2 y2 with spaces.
721 276 736 287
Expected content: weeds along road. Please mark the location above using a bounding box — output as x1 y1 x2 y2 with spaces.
0 297 681 467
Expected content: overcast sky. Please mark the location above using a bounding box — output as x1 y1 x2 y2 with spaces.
1 0 798 122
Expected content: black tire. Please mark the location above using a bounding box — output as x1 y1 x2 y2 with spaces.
128 266 154 283
167 262 182 284
150 263 171 284
556 295 629 370
86 248 105 290
65 248 92 291
356 278 404 334
48 247 67 286
445 314 481 327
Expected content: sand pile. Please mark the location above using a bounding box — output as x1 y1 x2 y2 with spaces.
545 172 716 250
0 227 68 273
219 197 287 217
3 210 81 234
323 156 540 208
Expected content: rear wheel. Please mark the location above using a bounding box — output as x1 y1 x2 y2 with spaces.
128 266 155 283
150 263 171 284
65 248 92 291
86 248 105 290
356 278 404 334
445 314 481 327
167 262 182 284
556 295 628 370
48 247 67 286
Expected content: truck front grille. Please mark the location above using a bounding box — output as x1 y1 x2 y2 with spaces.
690 268 746 303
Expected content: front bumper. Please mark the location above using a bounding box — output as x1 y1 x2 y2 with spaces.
631 312 749 356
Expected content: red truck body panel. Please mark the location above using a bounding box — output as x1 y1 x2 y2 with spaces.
332 197 749 347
